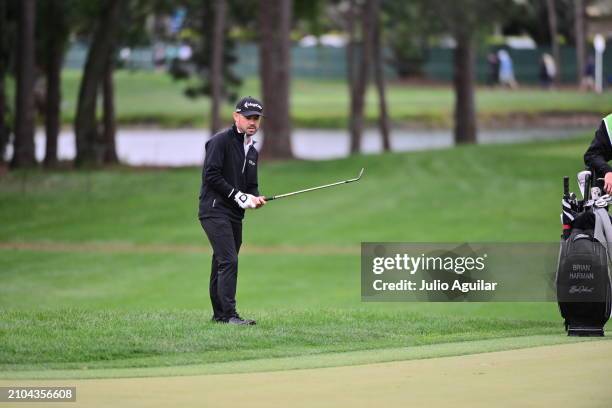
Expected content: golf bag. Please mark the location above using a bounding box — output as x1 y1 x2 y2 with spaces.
557 173 612 336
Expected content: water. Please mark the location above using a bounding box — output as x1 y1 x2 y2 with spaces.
4 126 589 166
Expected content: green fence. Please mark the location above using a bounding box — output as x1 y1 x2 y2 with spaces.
64 42 612 84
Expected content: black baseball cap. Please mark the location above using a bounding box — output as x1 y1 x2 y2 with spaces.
235 96 264 117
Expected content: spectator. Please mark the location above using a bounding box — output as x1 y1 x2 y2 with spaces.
487 52 499 86
581 55 596 92
539 53 556 89
497 49 518 89
153 43 167 70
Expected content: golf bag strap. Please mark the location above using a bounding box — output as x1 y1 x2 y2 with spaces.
593 207 612 263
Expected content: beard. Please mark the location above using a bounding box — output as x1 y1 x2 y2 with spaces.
244 126 258 135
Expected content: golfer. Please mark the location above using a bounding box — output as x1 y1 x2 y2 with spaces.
584 113 612 194
199 96 266 325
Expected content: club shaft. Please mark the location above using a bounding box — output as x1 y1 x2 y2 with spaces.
265 179 354 201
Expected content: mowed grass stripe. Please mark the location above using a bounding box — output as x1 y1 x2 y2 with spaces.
0 242 359 255
1 335 602 380
0 137 592 246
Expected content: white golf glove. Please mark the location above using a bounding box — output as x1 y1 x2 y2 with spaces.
234 191 257 209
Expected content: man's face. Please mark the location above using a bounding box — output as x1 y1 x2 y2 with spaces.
233 112 261 136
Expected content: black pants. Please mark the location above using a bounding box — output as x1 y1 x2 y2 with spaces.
200 217 243 320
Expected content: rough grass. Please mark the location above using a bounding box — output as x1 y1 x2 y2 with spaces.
0 309 558 371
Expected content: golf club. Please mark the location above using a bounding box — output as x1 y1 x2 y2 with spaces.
577 170 591 198
264 168 364 201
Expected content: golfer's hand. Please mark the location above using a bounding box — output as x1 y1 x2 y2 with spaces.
253 196 267 209
234 191 257 209
605 172 612 194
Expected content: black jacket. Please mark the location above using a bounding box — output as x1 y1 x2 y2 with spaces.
584 119 612 180
199 125 259 221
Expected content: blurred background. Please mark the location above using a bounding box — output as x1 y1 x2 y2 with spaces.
0 0 611 168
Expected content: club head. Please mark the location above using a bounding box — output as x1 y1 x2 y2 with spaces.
356 168 364 180
346 168 364 183
577 170 591 198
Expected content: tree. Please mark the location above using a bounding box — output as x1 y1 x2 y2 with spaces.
168 0 242 134
345 0 359 153
574 0 585 84
348 0 373 154
344 0 390 154
258 0 293 159
210 0 227 135
381 0 439 79
74 0 122 166
429 0 511 145
452 25 477 144
545 0 560 83
501 0 575 47
39 0 70 168
102 54 118 163
11 0 36 168
103 0 176 162
370 0 390 152
0 0 13 165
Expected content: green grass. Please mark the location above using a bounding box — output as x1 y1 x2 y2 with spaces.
0 135 591 245
2 335 594 380
7 70 612 128
0 136 607 374
0 309 559 372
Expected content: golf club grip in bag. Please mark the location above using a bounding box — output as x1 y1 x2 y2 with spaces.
562 176 571 239
584 173 591 203
557 210 612 336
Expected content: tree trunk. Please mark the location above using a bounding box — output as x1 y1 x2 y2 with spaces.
11 0 36 168
0 0 8 165
0 67 6 165
350 0 372 155
74 0 121 166
102 56 118 164
546 0 560 83
370 0 390 152
574 0 585 84
453 30 476 145
43 0 66 168
346 0 359 153
210 0 226 135
258 0 293 159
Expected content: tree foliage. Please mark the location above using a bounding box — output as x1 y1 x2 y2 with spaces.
381 0 442 78
168 0 242 103
502 0 580 46
426 0 513 144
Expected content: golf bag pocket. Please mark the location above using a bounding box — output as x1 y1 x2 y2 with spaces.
557 227 612 336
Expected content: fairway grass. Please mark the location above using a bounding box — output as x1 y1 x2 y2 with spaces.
1 136 609 375
0 135 593 245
